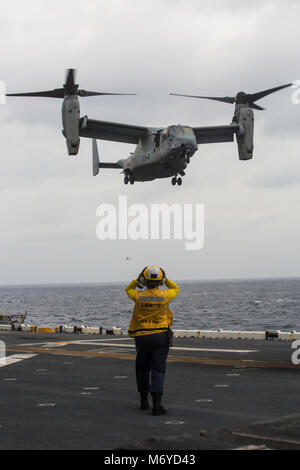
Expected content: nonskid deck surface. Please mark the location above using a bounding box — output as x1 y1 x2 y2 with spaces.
0 331 299 450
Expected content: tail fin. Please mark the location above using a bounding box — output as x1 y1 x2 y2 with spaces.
92 139 100 175
92 139 123 176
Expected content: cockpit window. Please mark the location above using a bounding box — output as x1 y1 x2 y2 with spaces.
182 126 194 134
167 126 194 136
162 128 169 140
168 126 178 136
162 126 194 138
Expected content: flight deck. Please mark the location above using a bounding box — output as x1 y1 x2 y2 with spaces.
0 329 299 450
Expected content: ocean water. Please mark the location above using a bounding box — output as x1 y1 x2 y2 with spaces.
0 278 299 332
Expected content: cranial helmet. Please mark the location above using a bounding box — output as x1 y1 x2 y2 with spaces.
143 265 163 281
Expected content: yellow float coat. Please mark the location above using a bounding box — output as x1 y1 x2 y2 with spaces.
126 278 180 337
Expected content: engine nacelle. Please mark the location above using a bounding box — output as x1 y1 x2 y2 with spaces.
235 107 254 160
62 96 80 155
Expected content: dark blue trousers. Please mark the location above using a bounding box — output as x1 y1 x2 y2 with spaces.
134 332 169 394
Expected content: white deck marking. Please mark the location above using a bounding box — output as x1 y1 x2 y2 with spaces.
0 354 37 368
16 339 259 354
171 346 257 353
38 403 56 407
165 421 185 425
80 341 257 354
18 337 131 347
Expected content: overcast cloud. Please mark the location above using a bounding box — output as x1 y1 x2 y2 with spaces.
0 0 299 285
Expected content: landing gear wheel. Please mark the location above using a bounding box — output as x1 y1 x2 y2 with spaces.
171 175 183 186
129 174 134 185
124 175 129 185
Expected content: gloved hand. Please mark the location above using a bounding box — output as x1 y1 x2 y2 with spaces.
160 267 167 285
137 267 147 287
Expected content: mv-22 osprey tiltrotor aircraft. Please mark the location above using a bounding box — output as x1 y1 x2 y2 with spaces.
7 69 292 186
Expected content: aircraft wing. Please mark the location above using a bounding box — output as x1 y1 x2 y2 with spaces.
192 123 240 144
79 118 149 144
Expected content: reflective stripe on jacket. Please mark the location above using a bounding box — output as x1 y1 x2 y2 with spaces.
126 279 179 337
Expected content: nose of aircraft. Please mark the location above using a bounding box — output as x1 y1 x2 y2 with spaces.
171 133 197 155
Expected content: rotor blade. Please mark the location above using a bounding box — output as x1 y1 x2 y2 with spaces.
170 93 235 104
250 102 265 111
7 88 137 98
249 83 292 103
78 89 137 97
63 68 79 95
65 68 76 87
6 88 65 98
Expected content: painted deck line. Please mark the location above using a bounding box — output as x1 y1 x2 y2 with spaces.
0 353 37 368
5 346 298 369
17 339 258 354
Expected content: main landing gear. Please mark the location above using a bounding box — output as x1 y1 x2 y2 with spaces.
171 172 184 186
171 176 182 186
124 172 134 185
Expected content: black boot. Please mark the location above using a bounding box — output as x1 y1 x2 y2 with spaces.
140 392 150 410
151 392 167 416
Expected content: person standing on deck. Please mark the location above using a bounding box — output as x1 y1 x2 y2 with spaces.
125 266 179 415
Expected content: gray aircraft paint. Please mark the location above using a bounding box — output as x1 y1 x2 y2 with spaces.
7 69 291 186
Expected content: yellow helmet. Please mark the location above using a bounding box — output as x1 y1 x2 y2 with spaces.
143 265 163 281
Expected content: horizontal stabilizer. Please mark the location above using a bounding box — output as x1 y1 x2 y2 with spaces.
99 162 122 169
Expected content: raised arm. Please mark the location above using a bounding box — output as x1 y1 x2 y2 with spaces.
125 279 138 301
165 279 180 302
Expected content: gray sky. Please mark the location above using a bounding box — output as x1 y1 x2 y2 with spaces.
0 0 299 285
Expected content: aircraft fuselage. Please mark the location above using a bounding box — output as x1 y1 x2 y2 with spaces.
123 125 197 182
